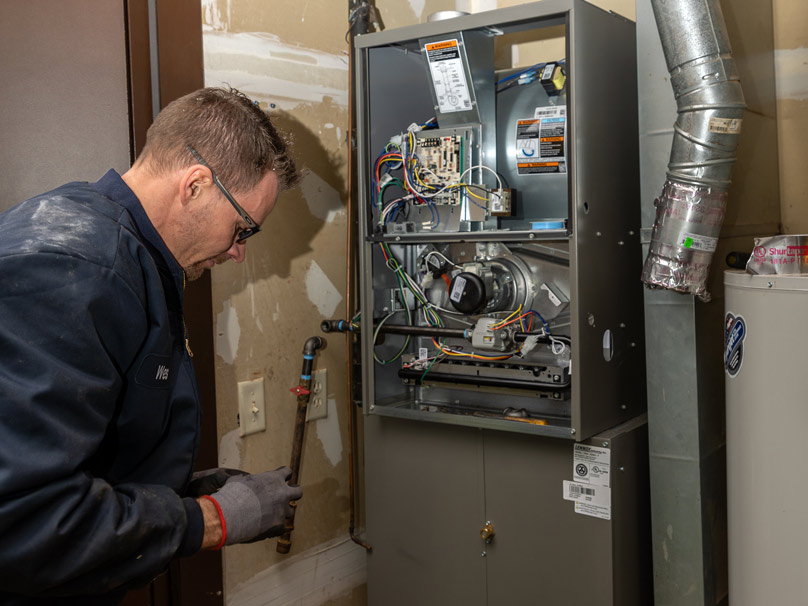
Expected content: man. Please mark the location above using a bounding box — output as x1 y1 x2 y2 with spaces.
0 87 302 604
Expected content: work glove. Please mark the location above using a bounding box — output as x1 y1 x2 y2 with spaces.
209 466 302 545
185 468 249 498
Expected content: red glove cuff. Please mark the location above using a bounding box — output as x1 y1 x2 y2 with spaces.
201 495 227 550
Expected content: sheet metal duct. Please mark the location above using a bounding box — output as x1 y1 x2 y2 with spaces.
641 0 745 301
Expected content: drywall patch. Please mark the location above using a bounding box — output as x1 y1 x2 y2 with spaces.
408 0 426 20
455 0 496 13
219 428 242 469
300 170 345 224
305 260 343 318
775 47 808 101
315 397 342 467
227 535 366 605
216 299 241 364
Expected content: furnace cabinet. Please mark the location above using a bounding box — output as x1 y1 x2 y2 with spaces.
354 1 651 604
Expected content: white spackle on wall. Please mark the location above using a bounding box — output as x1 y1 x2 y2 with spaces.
215 299 241 364
300 170 345 224
775 47 808 101
408 0 426 20
315 397 342 466
219 428 242 468
305 260 343 318
203 31 349 108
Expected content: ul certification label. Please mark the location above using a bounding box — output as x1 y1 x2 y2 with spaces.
573 443 610 487
725 313 746 377
563 481 612 520
424 40 472 114
515 106 566 175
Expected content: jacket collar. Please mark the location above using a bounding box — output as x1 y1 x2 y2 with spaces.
91 169 185 295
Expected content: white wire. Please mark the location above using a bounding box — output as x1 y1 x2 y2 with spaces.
423 250 461 269
459 164 503 191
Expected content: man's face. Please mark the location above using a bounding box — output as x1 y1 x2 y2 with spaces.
183 170 280 281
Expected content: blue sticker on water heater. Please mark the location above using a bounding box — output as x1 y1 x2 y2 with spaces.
724 313 746 377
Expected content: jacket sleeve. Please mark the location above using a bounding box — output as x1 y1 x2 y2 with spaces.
0 250 202 598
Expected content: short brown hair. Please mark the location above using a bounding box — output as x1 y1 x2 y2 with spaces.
138 87 298 191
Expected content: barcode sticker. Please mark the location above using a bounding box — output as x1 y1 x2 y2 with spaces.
449 276 466 303
563 480 611 520
679 232 718 253
708 117 742 134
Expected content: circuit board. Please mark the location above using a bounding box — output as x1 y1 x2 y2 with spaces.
414 134 463 205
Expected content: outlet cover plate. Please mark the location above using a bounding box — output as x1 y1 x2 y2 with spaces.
307 369 327 421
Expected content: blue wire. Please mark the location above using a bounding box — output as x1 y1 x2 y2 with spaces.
495 62 546 86
527 309 551 333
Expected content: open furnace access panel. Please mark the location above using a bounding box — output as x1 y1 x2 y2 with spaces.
356 0 645 441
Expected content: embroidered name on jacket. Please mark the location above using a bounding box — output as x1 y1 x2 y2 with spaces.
135 354 173 388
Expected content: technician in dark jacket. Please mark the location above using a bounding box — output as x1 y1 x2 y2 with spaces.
0 87 301 604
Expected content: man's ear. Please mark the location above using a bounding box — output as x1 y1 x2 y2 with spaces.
179 166 212 207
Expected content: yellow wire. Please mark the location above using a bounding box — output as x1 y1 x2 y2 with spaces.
461 184 489 201
491 305 522 330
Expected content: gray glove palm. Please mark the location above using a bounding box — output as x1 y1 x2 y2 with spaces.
211 466 302 545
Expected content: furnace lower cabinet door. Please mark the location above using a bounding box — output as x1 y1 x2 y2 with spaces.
483 431 616 605
365 415 487 606
365 415 651 606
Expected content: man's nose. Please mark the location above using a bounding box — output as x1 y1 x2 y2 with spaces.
227 241 246 263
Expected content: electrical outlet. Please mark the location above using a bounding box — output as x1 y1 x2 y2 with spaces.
238 377 266 436
306 369 327 421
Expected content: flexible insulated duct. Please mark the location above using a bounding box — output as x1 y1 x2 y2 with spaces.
641 0 745 301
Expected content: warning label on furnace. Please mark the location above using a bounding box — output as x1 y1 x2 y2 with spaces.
424 39 472 114
515 106 567 175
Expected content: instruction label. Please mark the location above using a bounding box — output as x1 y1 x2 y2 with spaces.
563 481 612 520
515 106 567 174
424 40 473 114
573 444 611 487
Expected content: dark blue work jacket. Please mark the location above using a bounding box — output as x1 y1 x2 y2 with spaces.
0 171 204 604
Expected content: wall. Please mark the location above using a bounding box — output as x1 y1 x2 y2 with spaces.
201 1 358 604
0 1 130 208
202 1 797 605
773 0 808 231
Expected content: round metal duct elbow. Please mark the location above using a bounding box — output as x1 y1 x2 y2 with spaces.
641 0 746 301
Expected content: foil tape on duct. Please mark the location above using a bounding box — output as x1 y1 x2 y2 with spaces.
642 181 726 301
641 0 745 300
